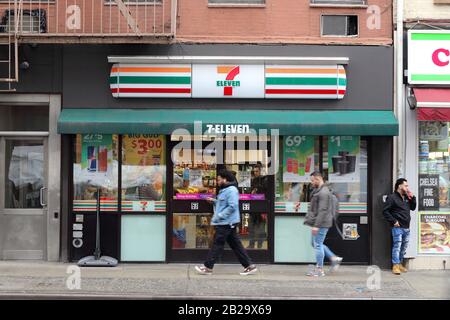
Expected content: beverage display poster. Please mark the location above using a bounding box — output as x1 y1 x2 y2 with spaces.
282 136 314 183
81 134 113 180
328 136 360 183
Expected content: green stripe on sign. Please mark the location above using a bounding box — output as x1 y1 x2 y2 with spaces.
109 76 191 85
411 33 450 41
411 74 450 81
266 77 346 86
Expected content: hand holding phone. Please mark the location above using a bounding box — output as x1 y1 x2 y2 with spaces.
407 190 413 200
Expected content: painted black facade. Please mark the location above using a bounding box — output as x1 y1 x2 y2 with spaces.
3 43 395 268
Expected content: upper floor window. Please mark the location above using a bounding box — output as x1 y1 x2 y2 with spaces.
311 0 367 5
321 15 358 37
209 0 265 4
104 0 162 4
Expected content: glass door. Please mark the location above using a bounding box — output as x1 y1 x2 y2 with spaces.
0 137 48 260
168 135 273 263
169 138 217 262
221 137 273 262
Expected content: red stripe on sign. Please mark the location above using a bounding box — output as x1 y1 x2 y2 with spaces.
266 89 346 95
111 88 191 94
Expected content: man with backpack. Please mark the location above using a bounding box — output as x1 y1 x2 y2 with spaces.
303 171 343 277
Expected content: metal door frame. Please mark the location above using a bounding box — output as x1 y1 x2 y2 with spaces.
0 94 61 261
167 137 275 263
0 136 48 260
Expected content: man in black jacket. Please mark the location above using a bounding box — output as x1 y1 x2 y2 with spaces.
383 178 417 275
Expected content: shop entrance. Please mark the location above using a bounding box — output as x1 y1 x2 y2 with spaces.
0 137 48 260
168 135 274 263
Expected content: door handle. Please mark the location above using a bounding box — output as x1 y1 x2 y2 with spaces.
40 187 47 207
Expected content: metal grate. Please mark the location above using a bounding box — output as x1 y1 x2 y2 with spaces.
0 0 175 37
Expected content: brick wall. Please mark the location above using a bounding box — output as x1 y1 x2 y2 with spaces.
404 0 450 21
177 0 392 45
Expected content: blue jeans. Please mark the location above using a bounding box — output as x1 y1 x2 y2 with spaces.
391 227 410 265
311 228 337 268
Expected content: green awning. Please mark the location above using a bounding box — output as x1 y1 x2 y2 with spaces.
57 109 398 136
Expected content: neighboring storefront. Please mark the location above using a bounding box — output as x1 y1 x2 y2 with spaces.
53 44 397 267
405 30 450 262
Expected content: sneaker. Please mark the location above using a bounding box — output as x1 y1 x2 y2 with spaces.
240 264 258 276
329 256 343 273
195 265 213 275
306 268 325 277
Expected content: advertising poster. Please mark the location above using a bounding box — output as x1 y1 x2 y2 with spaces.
419 212 450 255
282 136 314 183
418 174 440 211
238 171 251 188
122 134 165 166
80 134 113 182
189 169 203 187
121 135 166 212
328 136 360 183
342 223 360 240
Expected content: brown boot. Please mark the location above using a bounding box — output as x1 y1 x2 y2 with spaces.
398 264 408 273
392 264 401 275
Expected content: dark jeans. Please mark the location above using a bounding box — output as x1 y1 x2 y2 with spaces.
204 225 253 269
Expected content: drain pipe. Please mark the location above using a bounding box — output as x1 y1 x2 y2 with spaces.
395 0 405 180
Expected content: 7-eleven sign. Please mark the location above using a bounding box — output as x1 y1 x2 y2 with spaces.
192 64 265 98
217 66 240 96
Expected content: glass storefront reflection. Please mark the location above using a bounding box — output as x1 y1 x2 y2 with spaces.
172 213 215 249
172 213 268 250
5 140 44 208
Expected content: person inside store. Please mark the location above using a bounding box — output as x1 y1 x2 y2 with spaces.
247 163 268 249
382 178 416 275
195 169 258 276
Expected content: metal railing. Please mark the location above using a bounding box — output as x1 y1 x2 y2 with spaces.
0 0 176 39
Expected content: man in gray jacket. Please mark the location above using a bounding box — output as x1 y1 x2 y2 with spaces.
303 171 343 277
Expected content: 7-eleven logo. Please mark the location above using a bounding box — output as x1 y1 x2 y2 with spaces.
216 66 241 96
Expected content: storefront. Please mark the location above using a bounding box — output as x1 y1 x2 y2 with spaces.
406 31 450 262
51 45 397 267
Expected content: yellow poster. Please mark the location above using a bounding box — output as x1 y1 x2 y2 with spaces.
122 135 165 166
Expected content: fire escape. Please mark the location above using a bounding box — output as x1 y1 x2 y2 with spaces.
0 0 177 91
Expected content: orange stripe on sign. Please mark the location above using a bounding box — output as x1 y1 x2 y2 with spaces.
266 68 346 74
217 66 236 74
111 67 191 73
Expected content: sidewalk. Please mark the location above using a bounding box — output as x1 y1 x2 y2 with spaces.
0 261 448 299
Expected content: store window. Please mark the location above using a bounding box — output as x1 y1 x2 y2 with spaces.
275 136 367 213
323 136 368 205
417 121 450 255
275 136 320 213
172 148 217 200
173 213 215 249
73 134 119 211
121 135 166 212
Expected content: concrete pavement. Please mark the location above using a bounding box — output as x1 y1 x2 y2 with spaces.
0 261 448 299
